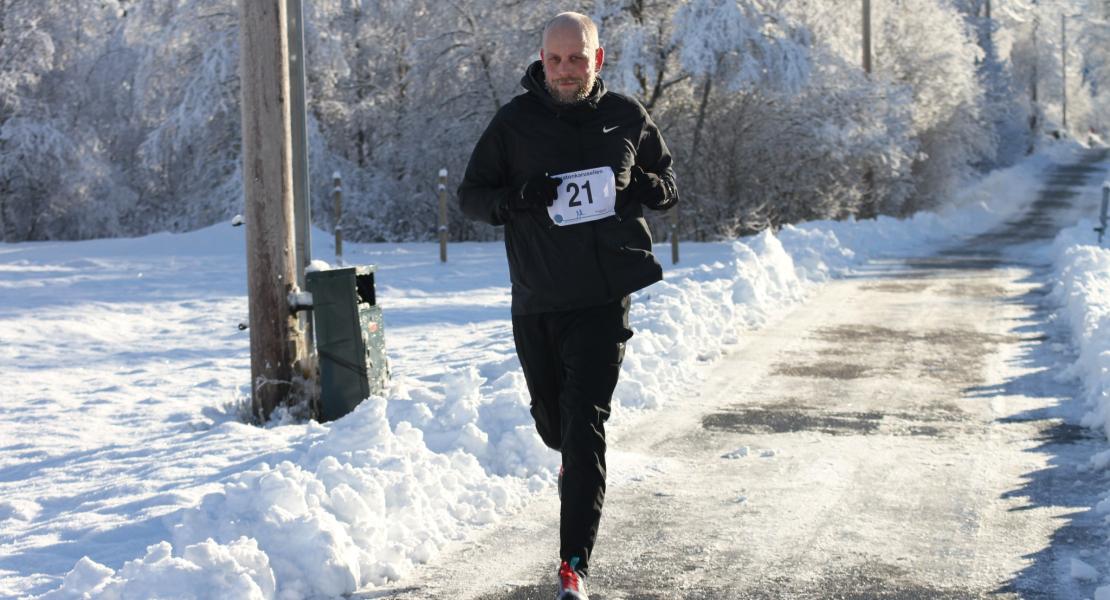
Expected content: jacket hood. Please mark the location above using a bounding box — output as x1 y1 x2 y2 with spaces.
521 60 606 112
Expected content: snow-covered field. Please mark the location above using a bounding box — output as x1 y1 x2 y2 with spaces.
0 143 1098 598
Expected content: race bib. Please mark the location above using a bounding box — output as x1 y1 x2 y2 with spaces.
547 166 616 226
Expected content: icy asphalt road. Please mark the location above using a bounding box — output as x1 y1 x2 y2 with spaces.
363 153 1110 600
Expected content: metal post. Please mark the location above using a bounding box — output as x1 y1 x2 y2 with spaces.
287 0 313 358
1099 183 1110 245
287 3 311 285
438 168 448 263
237 0 308 421
333 171 343 264
671 207 679 264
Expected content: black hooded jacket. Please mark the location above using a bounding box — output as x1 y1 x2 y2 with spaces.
458 61 679 315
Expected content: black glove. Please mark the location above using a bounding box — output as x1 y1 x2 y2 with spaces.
623 165 671 209
512 174 561 210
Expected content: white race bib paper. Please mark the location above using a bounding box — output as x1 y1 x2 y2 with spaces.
547 166 617 226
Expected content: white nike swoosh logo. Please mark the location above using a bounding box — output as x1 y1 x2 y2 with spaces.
602 125 619 133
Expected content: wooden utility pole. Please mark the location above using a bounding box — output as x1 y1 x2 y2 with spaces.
238 0 308 421
984 0 993 57
860 0 877 219
1028 0 1040 151
862 0 872 76
438 168 449 263
1061 13 1068 131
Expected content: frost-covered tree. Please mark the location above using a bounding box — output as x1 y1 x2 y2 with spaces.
0 0 55 240
304 0 559 242
670 0 810 173
394 0 556 241
595 1 688 112
952 0 1033 166
878 0 993 209
669 0 812 236
1082 5 1110 139
0 0 136 241
999 0 1107 142
783 0 994 212
124 0 242 233
596 0 820 237
0 0 1101 242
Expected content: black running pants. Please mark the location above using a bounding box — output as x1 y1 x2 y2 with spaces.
511 296 632 575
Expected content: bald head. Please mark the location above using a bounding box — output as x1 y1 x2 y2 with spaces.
540 12 604 105
542 12 599 52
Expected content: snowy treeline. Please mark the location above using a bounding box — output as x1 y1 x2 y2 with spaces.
0 0 1106 242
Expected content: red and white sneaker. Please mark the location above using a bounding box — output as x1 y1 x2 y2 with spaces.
556 559 588 600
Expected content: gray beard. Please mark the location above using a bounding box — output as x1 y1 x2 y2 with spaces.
545 75 595 105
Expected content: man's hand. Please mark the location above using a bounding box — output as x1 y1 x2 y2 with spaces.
623 165 669 209
513 174 562 211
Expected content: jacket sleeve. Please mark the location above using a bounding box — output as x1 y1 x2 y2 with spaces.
636 114 679 211
458 112 515 226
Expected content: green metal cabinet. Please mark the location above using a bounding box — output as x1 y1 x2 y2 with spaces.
305 265 388 422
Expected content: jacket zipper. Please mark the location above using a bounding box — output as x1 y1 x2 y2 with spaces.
579 118 613 300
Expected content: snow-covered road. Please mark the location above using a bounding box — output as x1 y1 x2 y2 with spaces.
364 155 1110 599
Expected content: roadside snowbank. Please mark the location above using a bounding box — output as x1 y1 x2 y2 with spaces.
1051 219 1110 437
39 232 818 599
1047 176 1110 598
29 146 1070 599
779 143 1057 267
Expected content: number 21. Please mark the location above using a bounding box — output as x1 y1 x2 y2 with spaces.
566 181 594 207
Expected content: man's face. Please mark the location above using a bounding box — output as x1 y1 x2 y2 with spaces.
540 25 604 105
